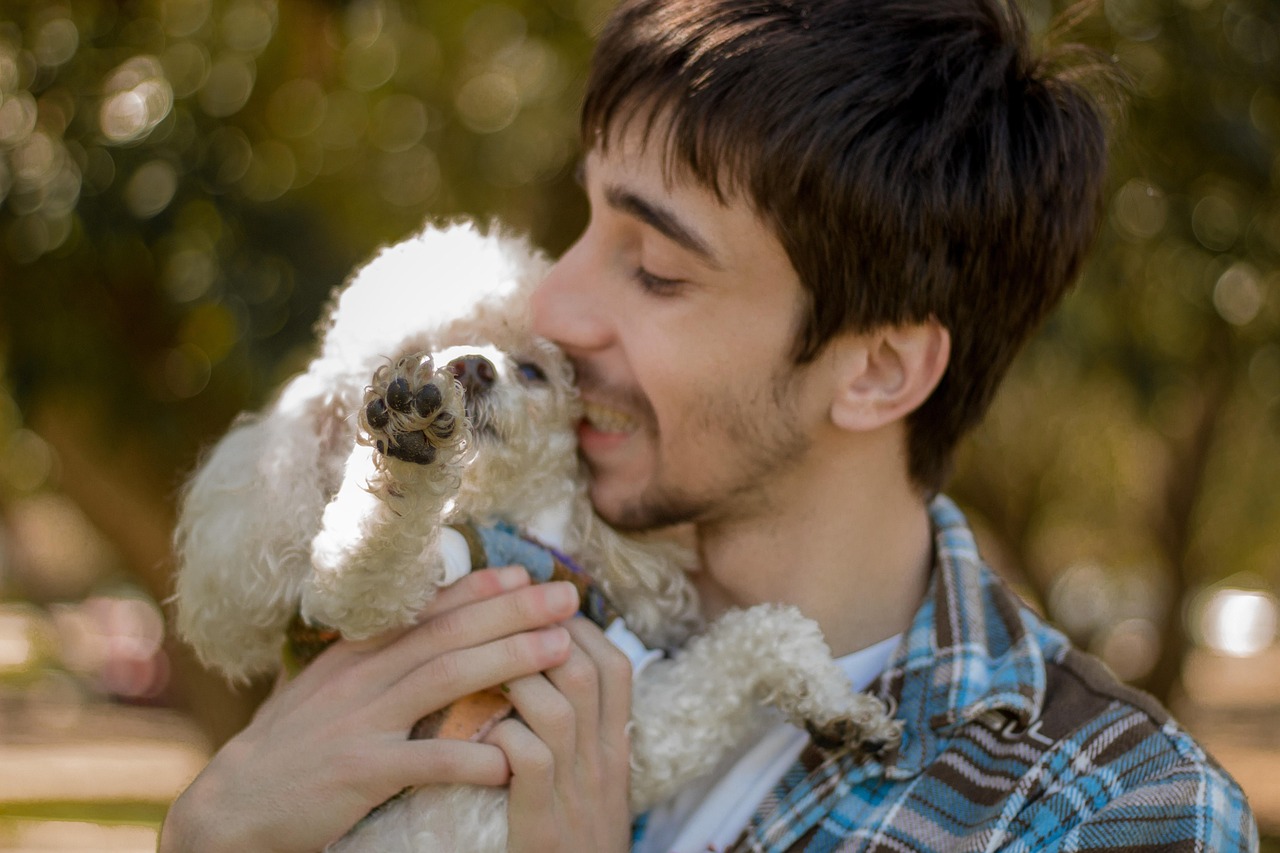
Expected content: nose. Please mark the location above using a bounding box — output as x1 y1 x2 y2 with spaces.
531 236 612 352
447 354 496 396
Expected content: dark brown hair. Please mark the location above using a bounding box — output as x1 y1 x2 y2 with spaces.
582 0 1110 492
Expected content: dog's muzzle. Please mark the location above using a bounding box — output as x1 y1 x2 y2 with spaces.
448 354 499 436
448 354 496 398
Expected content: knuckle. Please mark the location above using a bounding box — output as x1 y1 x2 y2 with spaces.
556 653 598 693
540 695 576 736
487 717 522 748
507 634 536 668
510 586 543 625
583 760 610 791
427 650 463 689
499 632 548 674
316 665 364 704
520 740 555 777
490 721 554 777
427 607 467 646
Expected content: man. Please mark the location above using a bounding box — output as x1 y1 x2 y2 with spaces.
161 0 1258 850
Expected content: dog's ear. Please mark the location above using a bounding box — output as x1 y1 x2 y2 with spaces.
826 320 950 433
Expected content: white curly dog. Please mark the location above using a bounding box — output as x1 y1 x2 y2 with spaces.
173 220 899 852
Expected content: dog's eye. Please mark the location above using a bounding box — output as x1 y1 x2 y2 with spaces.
516 361 547 383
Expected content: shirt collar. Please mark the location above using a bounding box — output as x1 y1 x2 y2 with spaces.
869 494 1059 777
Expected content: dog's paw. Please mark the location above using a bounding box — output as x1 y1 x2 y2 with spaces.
803 696 902 757
804 716 860 751
360 353 467 465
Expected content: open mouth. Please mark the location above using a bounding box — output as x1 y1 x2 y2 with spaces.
582 400 638 434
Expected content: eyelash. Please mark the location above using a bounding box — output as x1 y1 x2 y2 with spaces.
634 266 683 295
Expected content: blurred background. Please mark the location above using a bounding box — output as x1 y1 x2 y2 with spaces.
0 0 1276 848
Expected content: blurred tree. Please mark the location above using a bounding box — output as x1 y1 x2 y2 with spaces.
0 0 602 742
954 0 1280 704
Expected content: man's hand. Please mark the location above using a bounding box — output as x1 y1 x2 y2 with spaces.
486 617 634 853
160 567 580 853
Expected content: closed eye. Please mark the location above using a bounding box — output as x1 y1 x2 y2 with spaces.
635 267 684 296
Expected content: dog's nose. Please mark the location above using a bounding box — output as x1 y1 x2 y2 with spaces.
447 354 496 396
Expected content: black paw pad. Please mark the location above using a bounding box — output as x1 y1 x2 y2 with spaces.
413 383 443 416
386 378 413 413
378 431 437 465
365 398 390 430
361 353 466 468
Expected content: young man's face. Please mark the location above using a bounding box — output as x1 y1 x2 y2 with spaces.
531 123 836 531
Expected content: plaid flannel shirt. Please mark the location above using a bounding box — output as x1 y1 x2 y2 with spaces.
720 495 1258 853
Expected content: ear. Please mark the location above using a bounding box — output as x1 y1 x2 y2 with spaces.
828 319 950 433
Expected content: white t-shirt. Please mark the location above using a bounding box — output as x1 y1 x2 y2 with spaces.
633 633 901 853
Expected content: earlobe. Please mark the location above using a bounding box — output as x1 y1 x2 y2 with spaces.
829 320 951 432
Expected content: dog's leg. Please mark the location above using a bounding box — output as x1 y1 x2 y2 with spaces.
305 354 470 638
627 603 901 812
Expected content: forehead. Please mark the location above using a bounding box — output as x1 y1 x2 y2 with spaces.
584 121 787 271
588 111 738 208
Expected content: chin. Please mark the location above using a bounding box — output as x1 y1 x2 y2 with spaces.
591 482 705 533
585 478 636 529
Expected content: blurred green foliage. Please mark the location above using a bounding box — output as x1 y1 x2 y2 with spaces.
0 0 1277 711
0 0 600 480
954 0 1280 696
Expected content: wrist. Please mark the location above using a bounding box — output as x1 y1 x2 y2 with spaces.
160 761 266 853
159 783 217 853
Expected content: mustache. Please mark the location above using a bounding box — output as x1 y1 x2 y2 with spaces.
568 357 657 422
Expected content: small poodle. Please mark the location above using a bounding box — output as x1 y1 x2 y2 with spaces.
173 220 899 852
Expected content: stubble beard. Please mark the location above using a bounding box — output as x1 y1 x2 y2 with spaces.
583 365 812 533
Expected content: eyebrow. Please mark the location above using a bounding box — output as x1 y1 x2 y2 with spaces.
604 185 723 269
578 159 722 269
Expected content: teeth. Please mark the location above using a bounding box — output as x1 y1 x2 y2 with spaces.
583 401 637 433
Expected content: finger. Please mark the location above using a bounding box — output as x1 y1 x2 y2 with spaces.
540 638 600 766
377 626 572 728
376 739 512 792
416 580 579 650
339 738 512 808
341 565 535 654
354 581 580 692
501 668 580 792
296 567 534 686
565 618 632 756
416 566 532 622
276 575 576 717
485 718 556 814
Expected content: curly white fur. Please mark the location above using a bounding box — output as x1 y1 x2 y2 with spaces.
173 220 898 852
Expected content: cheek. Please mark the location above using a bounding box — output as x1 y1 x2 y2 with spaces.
638 336 760 425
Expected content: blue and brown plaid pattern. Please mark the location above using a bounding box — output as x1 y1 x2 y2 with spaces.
721 496 1258 852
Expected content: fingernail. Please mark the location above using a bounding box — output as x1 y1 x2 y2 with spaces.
544 581 579 610
540 626 570 655
495 565 529 589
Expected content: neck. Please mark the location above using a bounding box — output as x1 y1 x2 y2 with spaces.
690 429 934 658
